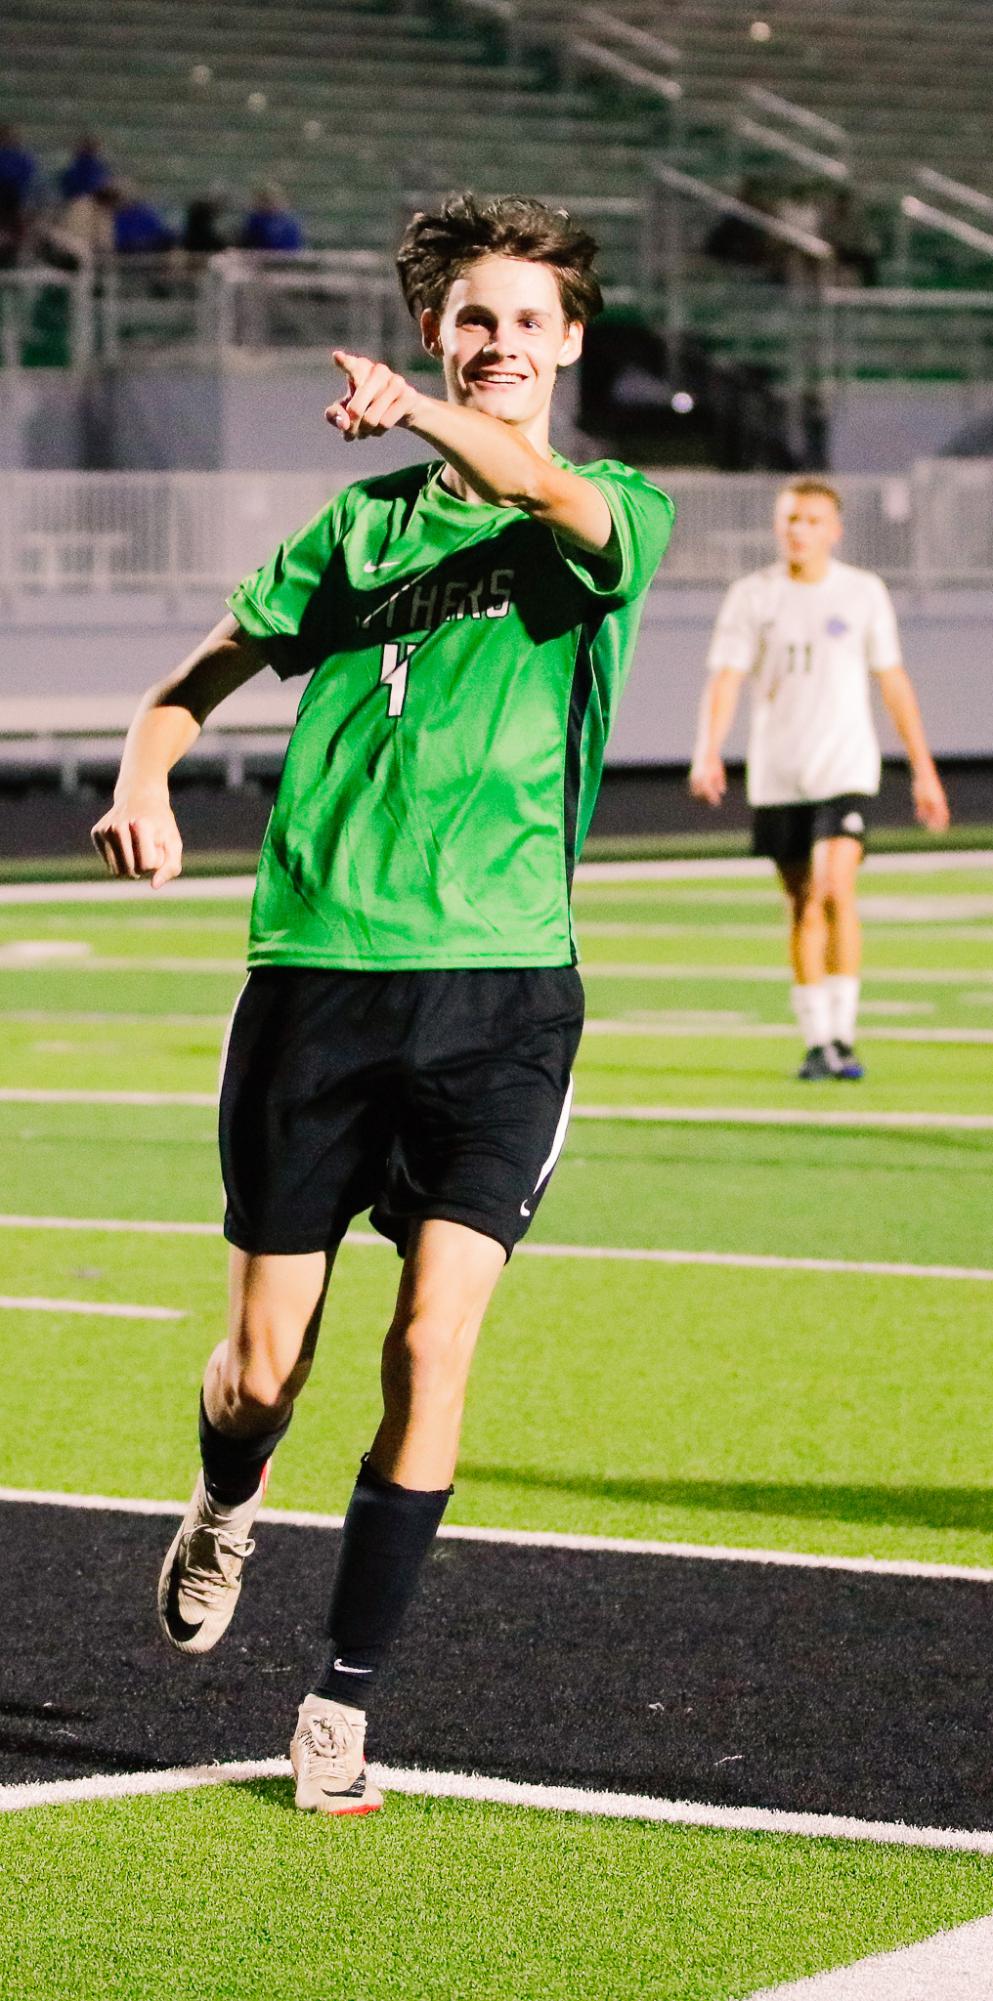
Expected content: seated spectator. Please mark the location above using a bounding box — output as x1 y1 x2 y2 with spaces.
113 184 176 254
240 184 305 252
0 123 37 209
43 184 117 268
183 194 228 255
704 176 786 282
822 185 880 287
0 184 27 269
60 134 112 202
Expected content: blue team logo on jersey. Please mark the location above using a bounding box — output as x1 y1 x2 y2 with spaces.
826 616 849 637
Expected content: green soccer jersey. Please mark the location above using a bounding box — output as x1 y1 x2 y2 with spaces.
228 453 673 970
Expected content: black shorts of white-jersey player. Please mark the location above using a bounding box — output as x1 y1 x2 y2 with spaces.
91 196 672 1818
691 477 949 1082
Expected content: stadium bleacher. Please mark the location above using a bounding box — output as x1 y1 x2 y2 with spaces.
4 0 993 417
8 0 993 281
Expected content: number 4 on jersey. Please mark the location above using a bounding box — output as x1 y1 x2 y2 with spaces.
380 641 418 717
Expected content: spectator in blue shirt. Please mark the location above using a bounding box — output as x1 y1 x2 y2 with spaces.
240 184 304 252
60 135 112 201
0 124 37 207
114 187 176 254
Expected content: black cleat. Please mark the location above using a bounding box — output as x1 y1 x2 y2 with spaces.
831 1040 866 1080
795 1044 839 1081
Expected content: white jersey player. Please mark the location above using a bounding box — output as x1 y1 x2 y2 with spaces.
690 479 949 1079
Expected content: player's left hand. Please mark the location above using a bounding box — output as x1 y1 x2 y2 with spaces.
912 766 950 831
326 350 425 440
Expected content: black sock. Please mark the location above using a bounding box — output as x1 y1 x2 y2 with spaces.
315 1455 452 1709
198 1392 292 1508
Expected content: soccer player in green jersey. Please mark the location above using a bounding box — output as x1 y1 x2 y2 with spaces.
92 194 673 1815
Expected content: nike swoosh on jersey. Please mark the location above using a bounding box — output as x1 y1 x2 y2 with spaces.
363 559 402 573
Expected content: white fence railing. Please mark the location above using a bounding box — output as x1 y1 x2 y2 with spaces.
6 235 993 388
2 463 993 604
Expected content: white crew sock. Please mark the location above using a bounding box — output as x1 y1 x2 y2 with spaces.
791 982 832 1051
826 974 861 1048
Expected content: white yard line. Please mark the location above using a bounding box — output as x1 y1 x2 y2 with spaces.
2 1088 991 1128
0 1214 222 1236
0 1295 183 1320
1 1214 991 1284
745 1915 993 2000
579 964 993 984
0 877 256 906
5 953 990 984
6 1011 993 1045
512 1243 993 1282
2 1755 993 1854
0 852 989 908
584 1021 993 1044
578 921 993 939
0 1088 216 1105
576 853 993 881
0 954 246 974
5 1011 232 1028
2 1485 992 1586
574 1105 993 1130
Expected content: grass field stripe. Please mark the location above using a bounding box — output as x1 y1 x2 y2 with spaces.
745 1914 993 1999
2 1214 991 1283
0 1295 184 1320
3 1756 993 1853
3 1090 992 1129
3 1487 993 1584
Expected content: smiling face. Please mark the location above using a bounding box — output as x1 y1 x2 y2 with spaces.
421 253 584 446
774 487 843 580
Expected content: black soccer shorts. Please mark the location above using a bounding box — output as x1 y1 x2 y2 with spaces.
751 792 872 871
219 966 585 1261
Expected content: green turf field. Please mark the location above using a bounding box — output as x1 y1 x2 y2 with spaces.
2 856 993 2000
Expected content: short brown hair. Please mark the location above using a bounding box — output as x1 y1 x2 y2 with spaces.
781 476 843 513
396 192 603 326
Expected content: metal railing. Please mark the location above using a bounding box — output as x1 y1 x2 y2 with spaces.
3 463 993 607
4 239 993 389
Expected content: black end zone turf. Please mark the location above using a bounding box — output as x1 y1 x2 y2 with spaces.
3 1502 993 1828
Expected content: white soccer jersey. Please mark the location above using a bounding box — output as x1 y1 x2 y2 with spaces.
706 559 902 806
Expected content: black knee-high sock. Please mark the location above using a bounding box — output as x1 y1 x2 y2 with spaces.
315 1456 452 1709
198 1392 292 1508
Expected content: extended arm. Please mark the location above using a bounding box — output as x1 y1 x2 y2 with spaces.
91 614 269 886
689 667 747 806
877 664 949 830
325 350 613 556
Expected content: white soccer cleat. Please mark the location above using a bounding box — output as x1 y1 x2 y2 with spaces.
290 1693 383 1815
156 1470 263 1654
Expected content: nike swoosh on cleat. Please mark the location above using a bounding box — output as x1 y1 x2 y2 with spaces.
332 1658 372 1675
165 1560 205 1645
